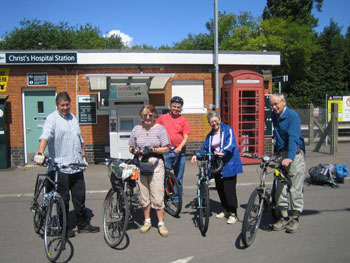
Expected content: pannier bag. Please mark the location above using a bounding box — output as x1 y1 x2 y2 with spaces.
308 164 337 187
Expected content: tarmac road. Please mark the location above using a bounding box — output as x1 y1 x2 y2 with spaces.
0 143 349 263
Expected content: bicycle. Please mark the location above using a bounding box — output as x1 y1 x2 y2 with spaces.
193 152 223 236
30 158 86 262
102 158 140 248
133 146 183 217
163 146 183 217
241 154 291 247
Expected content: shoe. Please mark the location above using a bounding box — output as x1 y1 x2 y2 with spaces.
227 214 237 224
140 221 152 234
273 217 289 231
216 211 230 219
158 224 168 237
66 228 75 238
286 219 299 234
77 224 100 234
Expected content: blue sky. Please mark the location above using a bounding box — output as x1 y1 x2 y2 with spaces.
1 0 349 47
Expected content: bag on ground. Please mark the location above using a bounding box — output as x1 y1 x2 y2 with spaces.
334 164 349 183
308 163 337 187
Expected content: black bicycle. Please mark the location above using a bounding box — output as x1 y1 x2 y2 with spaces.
193 152 223 236
102 158 140 248
30 158 86 262
241 154 290 247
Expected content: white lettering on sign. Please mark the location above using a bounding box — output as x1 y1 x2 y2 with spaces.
237 79 260 84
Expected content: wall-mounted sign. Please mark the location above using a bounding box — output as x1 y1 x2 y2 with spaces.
114 85 147 98
28 73 47 86
0 68 10 92
3 52 77 64
78 95 97 124
327 95 350 122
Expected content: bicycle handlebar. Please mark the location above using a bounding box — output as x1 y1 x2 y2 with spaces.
43 158 87 170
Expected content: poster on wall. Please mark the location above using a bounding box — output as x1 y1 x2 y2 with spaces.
327 95 350 122
78 95 97 124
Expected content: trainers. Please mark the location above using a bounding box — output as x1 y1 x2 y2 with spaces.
286 219 299 234
140 221 152 234
273 218 289 231
216 211 230 219
77 224 100 234
66 228 75 238
158 224 168 237
227 214 237 224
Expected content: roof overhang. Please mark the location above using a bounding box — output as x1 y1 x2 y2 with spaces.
86 73 175 91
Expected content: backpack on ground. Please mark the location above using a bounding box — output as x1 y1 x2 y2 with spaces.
334 164 349 183
308 164 337 187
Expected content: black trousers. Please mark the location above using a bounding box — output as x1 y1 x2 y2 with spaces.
214 174 238 214
56 171 88 229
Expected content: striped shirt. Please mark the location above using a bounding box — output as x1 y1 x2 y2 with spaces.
128 124 170 149
39 110 84 174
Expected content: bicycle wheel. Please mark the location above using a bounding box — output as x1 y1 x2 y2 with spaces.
198 181 210 236
44 195 66 262
242 189 264 247
33 177 46 234
103 188 129 248
164 171 182 217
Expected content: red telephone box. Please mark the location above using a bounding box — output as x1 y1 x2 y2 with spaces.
222 70 265 163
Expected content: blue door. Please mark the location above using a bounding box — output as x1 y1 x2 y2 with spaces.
24 90 56 163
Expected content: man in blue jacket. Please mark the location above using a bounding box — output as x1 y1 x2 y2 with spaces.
270 93 305 233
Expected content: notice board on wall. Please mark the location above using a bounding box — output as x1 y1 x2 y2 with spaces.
78 95 97 124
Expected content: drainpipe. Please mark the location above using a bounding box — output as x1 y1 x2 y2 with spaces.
214 0 220 110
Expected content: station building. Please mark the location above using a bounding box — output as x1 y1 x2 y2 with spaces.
0 50 280 167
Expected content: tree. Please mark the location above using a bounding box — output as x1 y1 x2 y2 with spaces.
260 17 321 107
308 21 348 107
172 12 263 51
263 0 323 26
0 19 126 50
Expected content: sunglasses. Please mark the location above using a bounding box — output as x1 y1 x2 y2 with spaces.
142 113 154 118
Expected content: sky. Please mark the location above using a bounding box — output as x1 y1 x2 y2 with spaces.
1 0 349 48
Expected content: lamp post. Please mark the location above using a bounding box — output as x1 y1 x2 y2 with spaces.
214 0 220 110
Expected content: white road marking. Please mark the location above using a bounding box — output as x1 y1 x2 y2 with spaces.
169 256 194 263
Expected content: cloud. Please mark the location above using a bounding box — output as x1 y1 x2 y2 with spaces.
104 30 133 47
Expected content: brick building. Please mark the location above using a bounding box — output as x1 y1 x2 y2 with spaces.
0 50 280 167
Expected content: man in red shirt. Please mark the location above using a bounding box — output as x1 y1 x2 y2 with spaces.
157 96 191 202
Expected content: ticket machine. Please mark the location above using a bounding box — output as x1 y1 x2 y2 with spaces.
108 84 148 158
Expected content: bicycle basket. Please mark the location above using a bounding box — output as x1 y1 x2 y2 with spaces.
111 160 124 179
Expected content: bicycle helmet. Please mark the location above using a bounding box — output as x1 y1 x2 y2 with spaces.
170 96 184 106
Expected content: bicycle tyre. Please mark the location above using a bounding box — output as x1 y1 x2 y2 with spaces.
198 181 210 236
103 188 129 248
242 189 264 247
164 171 182 217
44 195 66 262
33 177 46 234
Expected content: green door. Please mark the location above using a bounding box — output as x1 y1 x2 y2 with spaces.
24 90 56 163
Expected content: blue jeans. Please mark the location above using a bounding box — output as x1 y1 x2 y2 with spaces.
163 149 186 202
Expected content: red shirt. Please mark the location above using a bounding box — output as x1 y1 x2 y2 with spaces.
156 113 191 147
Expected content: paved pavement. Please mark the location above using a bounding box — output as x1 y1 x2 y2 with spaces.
0 143 349 263
1 143 349 197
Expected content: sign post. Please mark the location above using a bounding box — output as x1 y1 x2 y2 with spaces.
272 75 288 93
